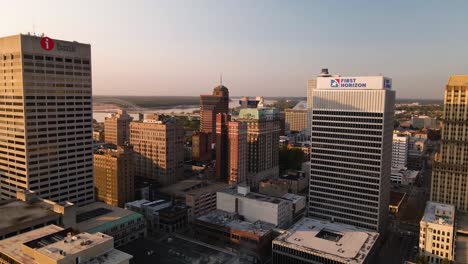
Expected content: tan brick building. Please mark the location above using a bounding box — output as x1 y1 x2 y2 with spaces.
227 121 248 185
0 34 94 205
285 109 307 133
104 109 133 146
94 146 135 208
431 75 468 210
130 121 184 186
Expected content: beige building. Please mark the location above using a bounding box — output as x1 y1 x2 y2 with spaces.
0 225 132 264
431 76 468 210
104 109 133 146
0 190 76 240
130 121 184 186
419 202 455 264
285 109 307 133
0 34 94 205
94 146 135 208
159 180 229 220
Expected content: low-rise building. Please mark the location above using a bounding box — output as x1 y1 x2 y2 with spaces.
390 166 420 185
272 217 379 264
0 190 76 240
259 171 308 197
419 202 455 264
76 202 147 247
159 180 229 220
217 186 293 228
194 210 275 262
0 225 132 264
281 193 306 223
125 199 188 233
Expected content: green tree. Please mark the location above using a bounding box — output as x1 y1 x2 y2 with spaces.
279 146 305 174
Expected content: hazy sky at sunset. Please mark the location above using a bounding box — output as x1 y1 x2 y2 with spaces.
2 0 467 98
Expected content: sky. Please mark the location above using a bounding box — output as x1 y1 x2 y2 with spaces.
1 0 467 99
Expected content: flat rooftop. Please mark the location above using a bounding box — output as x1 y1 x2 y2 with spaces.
197 210 275 237
421 201 455 226
76 202 143 233
220 187 285 204
159 180 229 198
273 217 379 264
0 199 60 234
282 193 306 203
0 225 132 263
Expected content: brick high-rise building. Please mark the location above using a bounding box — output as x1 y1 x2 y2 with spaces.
238 108 280 187
200 85 229 143
130 120 184 186
431 75 468 210
285 109 307 133
94 146 135 208
227 121 248 185
215 113 230 180
0 34 94 205
104 109 133 146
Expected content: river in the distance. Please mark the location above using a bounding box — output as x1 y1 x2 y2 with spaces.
93 98 276 122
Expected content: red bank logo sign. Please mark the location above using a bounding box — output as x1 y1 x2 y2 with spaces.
40 37 54 51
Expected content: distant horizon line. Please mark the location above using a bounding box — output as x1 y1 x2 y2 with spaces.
92 94 443 101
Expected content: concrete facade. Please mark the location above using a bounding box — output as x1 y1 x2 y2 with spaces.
308 72 395 232
130 121 184 186
217 186 293 228
104 109 133 146
431 76 468 211
0 34 94 205
419 202 455 264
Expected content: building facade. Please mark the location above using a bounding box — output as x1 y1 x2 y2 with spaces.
392 134 409 168
130 121 184 186
308 73 395 232
94 146 135 208
200 85 229 143
191 131 211 162
0 225 132 264
215 113 230 180
227 121 248 185
285 109 307 133
419 202 455 264
431 77 468 210
0 34 94 205
104 109 133 146
238 108 280 187
217 186 293 228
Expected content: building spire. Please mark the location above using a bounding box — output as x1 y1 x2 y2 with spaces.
220 73 223 86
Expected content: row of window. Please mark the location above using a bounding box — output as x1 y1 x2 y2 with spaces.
23 54 90 65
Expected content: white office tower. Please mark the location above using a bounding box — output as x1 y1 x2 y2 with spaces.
392 134 409 168
308 72 395 232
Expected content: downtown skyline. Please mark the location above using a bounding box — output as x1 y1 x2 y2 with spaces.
1 0 468 99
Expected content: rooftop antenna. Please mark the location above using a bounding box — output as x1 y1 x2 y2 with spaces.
220 73 223 86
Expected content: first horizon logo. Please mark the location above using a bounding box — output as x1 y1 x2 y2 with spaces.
330 78 367 88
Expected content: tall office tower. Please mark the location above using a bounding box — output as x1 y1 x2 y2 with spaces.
238 108 280 187
392 134 409 168
227 121 247 185
130 120 184 186
192 131 211 161
200 85 229 143
215 113 230 180
0 34 94 205
104 109 133 146
308 73 395 232
94 146 135 208
431 76 468 210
